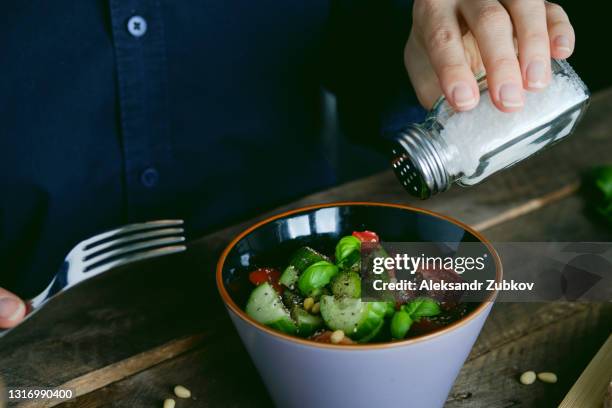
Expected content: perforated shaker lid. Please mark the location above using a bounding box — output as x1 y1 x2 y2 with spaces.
390 125 451 199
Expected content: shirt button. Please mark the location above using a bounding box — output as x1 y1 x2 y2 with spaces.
140 167 159 188
127 15 147 38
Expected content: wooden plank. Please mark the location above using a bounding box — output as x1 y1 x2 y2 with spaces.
482 193 612 242
51 304 612 408
446 303 611 407
0 379 5 408
0 253 217 389
558 334 612 408
471 182 579 232
445 192 612 407
16 335 206 408
2 87 611 406
466 302 595 361
57 333 273 408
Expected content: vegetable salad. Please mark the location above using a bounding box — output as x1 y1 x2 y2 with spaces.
245 231 467 344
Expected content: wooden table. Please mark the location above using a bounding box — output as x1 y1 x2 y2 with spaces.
2 89 612 408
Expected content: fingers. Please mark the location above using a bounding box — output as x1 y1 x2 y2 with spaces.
413 0 479 111
0 287 26 329
408 0 575 112
545 1 575 59
502 0 551 91
404 32 445 110
460 0 524 112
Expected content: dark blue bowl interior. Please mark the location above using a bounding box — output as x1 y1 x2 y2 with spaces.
222 204 494 307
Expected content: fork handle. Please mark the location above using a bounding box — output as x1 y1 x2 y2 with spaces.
0 267 64 339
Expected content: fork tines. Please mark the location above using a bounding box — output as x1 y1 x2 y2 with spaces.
79 220 186 275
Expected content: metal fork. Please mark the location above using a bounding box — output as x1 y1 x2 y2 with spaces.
0 219 186 338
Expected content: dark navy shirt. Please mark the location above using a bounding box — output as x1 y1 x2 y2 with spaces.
0 0 419 296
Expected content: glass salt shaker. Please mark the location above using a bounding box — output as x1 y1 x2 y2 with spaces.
391 59 590 199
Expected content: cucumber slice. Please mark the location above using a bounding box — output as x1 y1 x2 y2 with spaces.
279 247 328 288
319 296 387 340
290 246 329 271
291 306 324 337
246 282 297 334
331 271 362 298
357 319 385 343
282 289 303 309
279 266 299 289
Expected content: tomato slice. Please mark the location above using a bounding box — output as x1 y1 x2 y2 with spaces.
249 267 283 293
352 230 379 243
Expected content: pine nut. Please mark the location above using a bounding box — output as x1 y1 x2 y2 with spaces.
303 297 314 311
163 399 176 408
174 385 192 398
537 372 557 383
520 371 536 385
330 330 345 344
311 302 320 314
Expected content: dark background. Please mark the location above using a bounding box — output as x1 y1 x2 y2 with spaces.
557 1 609 93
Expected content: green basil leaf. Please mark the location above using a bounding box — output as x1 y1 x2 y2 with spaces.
335 236 361 268
297 261 339 297
584 166 612 226
593 166 612 198
384 301 396 317
402 298 441 319
597 201 612 220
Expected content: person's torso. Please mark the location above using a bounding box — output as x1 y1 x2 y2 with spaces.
0 0 335 295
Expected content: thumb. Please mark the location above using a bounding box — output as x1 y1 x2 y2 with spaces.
0 287 26 329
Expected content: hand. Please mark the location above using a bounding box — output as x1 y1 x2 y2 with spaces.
0 288 26 329
404 0 574 112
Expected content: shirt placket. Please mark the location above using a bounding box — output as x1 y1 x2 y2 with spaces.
109 0 171 220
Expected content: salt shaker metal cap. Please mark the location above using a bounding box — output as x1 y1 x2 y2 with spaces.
391 59 590 199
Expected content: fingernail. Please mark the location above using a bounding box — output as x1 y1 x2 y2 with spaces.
0 298 24 321
554 35 571 53
499 83 524 108
527 60 547 89
451 83 476 109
